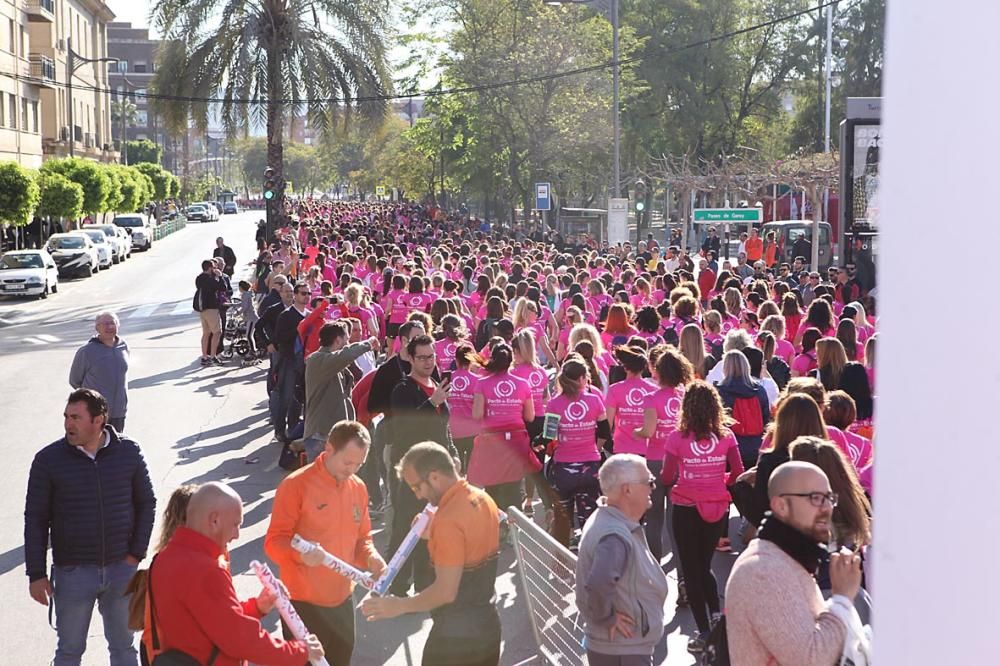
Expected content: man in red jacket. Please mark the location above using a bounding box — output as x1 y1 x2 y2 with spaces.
148 482 324 666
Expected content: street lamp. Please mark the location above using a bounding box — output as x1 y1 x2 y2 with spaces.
544 0 620 199
67 37 119 158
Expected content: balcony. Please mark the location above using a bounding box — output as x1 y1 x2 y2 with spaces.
29 54 56 88
25 0 54 22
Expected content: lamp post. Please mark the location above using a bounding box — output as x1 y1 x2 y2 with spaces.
544 0 620 199
67 37 119 158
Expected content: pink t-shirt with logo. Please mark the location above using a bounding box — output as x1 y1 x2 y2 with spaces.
645 385 685 461
447 368 480 439
545 389 606 463
836 428 873 471
775 338 795 364
663 430 743 511
791 351 817 376
475 372 532 432
605 376 658 455
402 292 434 317
386 289 408 324
512 363 548 416
434 338 460 372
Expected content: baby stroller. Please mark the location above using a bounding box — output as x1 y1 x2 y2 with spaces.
220 299 258 366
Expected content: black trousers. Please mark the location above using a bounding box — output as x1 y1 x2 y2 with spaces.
387 479 433 596
422 611 501 666
672 504 724 633
280 597 354 666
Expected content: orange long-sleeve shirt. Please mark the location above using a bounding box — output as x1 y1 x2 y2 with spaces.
264 453 378 607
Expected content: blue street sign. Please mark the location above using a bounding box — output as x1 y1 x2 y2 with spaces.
535 182 551 211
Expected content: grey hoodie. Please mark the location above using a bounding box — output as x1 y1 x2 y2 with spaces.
69 336 130 417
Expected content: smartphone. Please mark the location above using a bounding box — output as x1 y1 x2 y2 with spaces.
440 371 453 383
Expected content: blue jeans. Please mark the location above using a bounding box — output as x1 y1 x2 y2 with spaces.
269 355 302 440
52 560 138 666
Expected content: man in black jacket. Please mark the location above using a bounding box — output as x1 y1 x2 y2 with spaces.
25 388 155 665
270 281 310 442
258 278 292 395
385 334 454 596
195 259 225 365
212 236 237 276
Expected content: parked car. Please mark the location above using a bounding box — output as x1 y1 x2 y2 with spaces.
114 214 152 251
211 201 224 215
223 201 238 215
47 233 100 277
0 249 59 298
77 229 112 269
92 224 129 264
196 202 220 221
186 205 208 222
114 227 133 259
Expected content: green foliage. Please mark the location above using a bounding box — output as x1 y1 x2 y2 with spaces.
36 172 84 220
0 161 41 226
124 139 163 166
168 174 181 198
103 167 125 213
133 162 171 200
150 0 393 198
40 158 111 215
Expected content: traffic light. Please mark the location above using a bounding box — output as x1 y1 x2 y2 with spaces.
263 167 276 201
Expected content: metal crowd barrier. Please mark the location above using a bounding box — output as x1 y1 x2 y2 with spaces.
507 507 588 665
153 215 187 241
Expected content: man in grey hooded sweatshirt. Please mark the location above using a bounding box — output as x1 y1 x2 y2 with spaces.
69 312 130 432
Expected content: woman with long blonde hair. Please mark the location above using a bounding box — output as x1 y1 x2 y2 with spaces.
813 337 849 391
679 323 712 379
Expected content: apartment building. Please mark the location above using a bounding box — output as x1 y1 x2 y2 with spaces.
25 0 117 162
107 21 178 168
0 0 52 167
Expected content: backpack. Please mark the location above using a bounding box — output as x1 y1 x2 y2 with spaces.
609 334 630 348
475 318 499 350
708 338 725 360
662 325 679 347
730 394 765 437
192 289 203 312
700 615 731 666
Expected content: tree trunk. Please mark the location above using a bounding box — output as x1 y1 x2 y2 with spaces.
265 5 286 221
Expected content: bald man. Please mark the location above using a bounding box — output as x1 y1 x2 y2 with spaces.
724 462 862 665
147 482 323 665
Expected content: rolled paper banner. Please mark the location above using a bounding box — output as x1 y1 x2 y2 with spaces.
250 560 330 666
372 504 436 596
289 534 376 591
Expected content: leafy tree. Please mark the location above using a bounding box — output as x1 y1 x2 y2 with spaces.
112 166 144 213
36 172 84 221
124 139 163 166
151 0 392 215
41 158 111 215
134 162 171 201
103 166 125 213
0 161 41 227
168 174 181 199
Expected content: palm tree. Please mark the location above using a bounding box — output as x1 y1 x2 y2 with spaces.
150 0 391 211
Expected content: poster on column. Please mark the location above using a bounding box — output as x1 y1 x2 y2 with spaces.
607 198 628 246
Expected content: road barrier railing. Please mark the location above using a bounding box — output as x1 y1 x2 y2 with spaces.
507 507 587 665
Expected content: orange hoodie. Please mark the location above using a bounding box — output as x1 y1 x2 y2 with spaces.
265 453 377 607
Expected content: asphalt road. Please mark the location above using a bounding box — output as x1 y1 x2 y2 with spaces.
0 211 742 665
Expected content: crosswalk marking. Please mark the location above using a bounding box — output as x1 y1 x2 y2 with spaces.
128 304 159 320
170 301 192 316
34 334 59 342
23 337 46 345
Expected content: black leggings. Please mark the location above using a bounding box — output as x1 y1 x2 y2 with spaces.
672 504 724 633
546 461 601 546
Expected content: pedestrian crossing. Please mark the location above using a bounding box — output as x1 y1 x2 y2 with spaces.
125 300 197 320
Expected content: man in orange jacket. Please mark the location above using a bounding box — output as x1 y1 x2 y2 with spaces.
745 227 764 263
148 482 323 666
265 420 387 664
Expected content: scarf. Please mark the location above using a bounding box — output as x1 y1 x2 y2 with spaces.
757 513 829 575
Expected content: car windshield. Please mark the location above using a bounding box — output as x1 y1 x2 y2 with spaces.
1 254 43 269
50 237 86 249
189 206 205 212
95 226 116 237
115 218 142 227
82 231 105 243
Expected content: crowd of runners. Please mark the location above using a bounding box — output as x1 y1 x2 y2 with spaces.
25 196 876 665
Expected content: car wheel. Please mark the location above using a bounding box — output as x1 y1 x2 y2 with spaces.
84 265 93 277
52 281 57 293
112 255 120 264
39 282 48 299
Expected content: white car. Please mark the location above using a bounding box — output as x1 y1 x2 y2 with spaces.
0 249 60 298
76 229 112 269
196 202 220 221
47 233 100 277
93 224 130 263
115 227 133 259
114 215 152 251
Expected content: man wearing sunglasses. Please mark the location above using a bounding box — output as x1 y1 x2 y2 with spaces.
574 454 669 666
726 461 863 666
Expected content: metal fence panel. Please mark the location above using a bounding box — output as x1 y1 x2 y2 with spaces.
507 507 587 665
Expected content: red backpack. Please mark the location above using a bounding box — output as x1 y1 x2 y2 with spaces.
730 395 764 437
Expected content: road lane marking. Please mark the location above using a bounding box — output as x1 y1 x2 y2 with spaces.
23 337 45 344
170 302 192 316
129 304 159 319
34 334 60 342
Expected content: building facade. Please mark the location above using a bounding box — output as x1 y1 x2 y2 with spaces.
0 0 54 167
107 21 177 169
27 0 117 163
